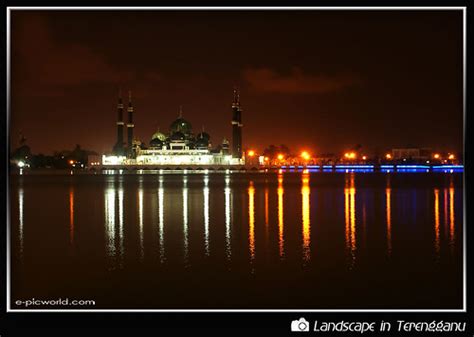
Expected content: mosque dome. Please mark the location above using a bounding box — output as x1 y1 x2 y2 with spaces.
170 118 192 135
151 130 167 142
195 137 209 150
196 132 210 141
170 131 186 141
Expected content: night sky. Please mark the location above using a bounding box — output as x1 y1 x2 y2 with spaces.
10 9 463 156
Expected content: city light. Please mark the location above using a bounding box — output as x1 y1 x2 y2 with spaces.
69 160 74 165
385 153 392 160
17 161 25 168
433 153 440 159
277 154 284 161
301 151 310 160
247 150 255 157
264 156 269 162
362 155 367 160
344 152 356 159
448 154 455 160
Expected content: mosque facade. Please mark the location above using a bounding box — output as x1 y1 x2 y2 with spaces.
102 89 244 166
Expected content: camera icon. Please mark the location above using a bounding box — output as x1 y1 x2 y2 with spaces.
291 317 310 332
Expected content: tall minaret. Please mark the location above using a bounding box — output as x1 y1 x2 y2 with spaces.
126 90 134 157
113 89 124 155
231 87 243 159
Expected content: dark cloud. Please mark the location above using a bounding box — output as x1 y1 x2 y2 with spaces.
13 15 137 92
243 67 361 94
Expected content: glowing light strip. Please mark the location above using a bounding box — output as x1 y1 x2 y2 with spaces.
380 165 394 168
335 165 374 168
396 165 430 169
432 165 464 169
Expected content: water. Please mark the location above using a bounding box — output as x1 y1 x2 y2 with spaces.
10 171 463 309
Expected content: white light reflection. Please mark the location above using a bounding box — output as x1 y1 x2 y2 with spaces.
118 181 124 266
225 175 232 261
138 182 144 261
158 176 165 263
18 186 24 258
183 175 189 263
203 175 210 256
105 186 116 265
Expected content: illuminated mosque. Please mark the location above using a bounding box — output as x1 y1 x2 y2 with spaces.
102 89 244 166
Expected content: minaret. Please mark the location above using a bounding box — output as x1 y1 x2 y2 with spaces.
126 90 134 157
231 87 243 159
113 89 124 155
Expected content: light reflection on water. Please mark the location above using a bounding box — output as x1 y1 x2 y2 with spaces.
449 177 455 255
118 182 124 266
248 181 256 265
69 186 74 245
301 171 311 264
138 181 144 262
224 175 232 261
158 177 165 263
12 172 463 308
434 188 441 257
344 173 356 268
105 185 116 266
18 185 24 258
386 177 392 257
81 173 463 270
183 176 189 262
203 175 210 257
277 172 285 259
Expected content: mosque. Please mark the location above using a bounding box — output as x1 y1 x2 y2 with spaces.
101 89 244 166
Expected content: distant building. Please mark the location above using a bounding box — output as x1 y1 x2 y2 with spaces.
102 88 244 166
391 148 431 161
10 132 31 167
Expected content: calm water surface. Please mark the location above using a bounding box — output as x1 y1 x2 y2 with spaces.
10 171 463 309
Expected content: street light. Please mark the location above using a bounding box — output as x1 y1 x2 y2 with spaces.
301 151 310 160
345 152 356 159
247 150 255 157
